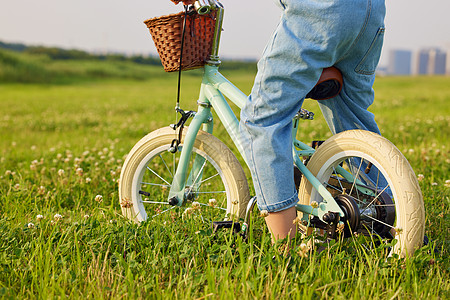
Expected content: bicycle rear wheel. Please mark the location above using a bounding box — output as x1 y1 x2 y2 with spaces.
119 127 250 223
298 130 425 256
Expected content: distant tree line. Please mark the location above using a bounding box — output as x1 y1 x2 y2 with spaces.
0 40 162 66
0 40 257 71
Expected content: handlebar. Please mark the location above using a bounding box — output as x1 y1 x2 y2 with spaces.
193 0 222 15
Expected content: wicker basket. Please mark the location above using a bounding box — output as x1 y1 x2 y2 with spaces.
144 11 216 72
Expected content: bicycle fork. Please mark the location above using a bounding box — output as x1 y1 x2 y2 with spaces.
167 103 213 206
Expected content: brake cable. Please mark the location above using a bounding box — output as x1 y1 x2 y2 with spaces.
169 5 190 153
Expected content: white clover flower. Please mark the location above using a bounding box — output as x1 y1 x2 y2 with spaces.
445 180 450 188
5 170 12 176
431 182 438 186
298 243 310 258
14 184 20 190
182 207 194 219
27 222 35 229
192 201 201 209
37 186 46 195
94 195 103 202
208 198 217 207
83 214 90 219
36 214 44 221
75 167 83 176
57 169 65 177
260 210 269 218
417 174 424 181
85 177 92 184
120 198 133 208
54 214 63 220
299 243 308 251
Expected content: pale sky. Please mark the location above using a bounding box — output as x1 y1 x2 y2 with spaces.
1 0 449 67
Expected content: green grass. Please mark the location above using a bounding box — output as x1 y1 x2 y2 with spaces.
0 68 449 298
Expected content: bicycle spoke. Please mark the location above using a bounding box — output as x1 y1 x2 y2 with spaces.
361 184 390 210
348 158 364 196
196 202 227 211
140 182 170 188
147 165 171 186
363 214 396 231
332 166 345 192
324 181 343 193
140 200 170 205
194 190 226 194
191 158 208 187
152 206 176 218
159 154 173 179
197 173 220 186
173 152 176 179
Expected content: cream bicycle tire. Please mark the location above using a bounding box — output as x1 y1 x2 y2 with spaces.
298 130 425 256
119 127 250 223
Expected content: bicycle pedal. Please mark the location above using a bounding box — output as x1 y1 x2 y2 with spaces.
213 221 241 234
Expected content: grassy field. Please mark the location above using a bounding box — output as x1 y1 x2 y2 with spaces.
0 64 449 298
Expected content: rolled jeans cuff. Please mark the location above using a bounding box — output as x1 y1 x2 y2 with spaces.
257 191 298 213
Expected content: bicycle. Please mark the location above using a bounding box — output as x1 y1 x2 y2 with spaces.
119 0 425 256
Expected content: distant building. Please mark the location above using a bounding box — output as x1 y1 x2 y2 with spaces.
417 48 447 75
434 50 447 74
388 50 412 75
417 51 430 74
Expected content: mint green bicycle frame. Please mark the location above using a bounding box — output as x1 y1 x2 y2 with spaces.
167 63 348 222
163 3 370 223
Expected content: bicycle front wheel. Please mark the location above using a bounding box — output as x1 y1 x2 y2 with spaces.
119 127 250 223
298 130 425 256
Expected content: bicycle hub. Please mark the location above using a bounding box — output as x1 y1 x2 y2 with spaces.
168 196 179 206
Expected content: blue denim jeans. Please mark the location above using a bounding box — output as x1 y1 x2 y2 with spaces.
240 0 386 212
